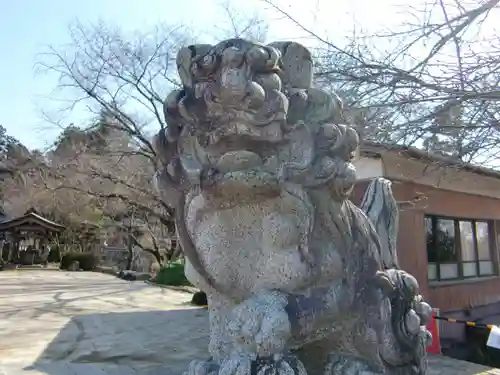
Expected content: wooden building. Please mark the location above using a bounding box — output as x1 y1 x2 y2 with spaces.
0 208 64 264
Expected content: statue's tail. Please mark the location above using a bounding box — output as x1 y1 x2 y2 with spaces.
359 178 399 269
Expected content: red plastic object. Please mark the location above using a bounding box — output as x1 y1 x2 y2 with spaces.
426 309 442 354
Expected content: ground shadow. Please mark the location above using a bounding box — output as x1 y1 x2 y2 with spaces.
26 308 210 375
8 300 500 375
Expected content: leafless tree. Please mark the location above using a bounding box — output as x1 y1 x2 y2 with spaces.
215 1 269 42
45 118 174 263
265 0 500 167
35 21 190 258
36 11 272 263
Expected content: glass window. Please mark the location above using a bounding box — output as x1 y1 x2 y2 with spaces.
435 218 457 262
440 263 459 279
475 221 490 260
462 262 477 277
426 217 437 262
427 264 437 280
425 216 495 281
459 221 475 261
480 260 494 275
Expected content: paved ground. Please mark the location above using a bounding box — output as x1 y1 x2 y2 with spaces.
0 270 498 375
0 271 208 375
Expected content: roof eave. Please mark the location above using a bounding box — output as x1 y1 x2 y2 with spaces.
360 141 500 180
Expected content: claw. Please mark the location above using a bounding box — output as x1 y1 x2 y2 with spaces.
374 271 395 296
414 301 433 325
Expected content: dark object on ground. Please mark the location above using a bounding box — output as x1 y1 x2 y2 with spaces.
191 291 207 306
20 249 36 265
67 261 80 271
118 270 151 281
465 325 500 368
118 270 136 281
123 270 136 280
34 251 50 265
0 258 4 271
154 263 192 286
60 252 99 271
47 246 61 263
1 243 8 262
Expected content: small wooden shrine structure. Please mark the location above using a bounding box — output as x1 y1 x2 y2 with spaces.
0 208 65 264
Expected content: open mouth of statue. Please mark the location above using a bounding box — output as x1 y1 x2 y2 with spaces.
199 132 282 175
202 120 284 152
201 83 288 128
213 149 264 174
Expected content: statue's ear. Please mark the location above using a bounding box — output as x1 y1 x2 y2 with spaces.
304 88 343 125
176 44 213 90
268 41 343 125
287 88 343 127
267 41 313 89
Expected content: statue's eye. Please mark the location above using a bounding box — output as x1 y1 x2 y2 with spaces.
199 54 216 71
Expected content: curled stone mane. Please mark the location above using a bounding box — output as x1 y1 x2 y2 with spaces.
153 38 433 375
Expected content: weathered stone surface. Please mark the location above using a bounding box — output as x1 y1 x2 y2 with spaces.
154 38 433 374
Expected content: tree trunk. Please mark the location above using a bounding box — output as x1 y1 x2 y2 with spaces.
171 240 182 260
126 233 133 270
140 247 163 268
150 249 163 268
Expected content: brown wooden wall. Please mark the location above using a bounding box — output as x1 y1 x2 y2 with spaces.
352 179 500 314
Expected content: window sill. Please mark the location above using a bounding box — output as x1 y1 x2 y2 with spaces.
428 275 499 288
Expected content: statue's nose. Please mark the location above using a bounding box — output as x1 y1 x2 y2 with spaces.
220 68 248 100
218 50 248 102
222 47 245 67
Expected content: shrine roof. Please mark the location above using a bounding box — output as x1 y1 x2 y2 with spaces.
0 210 65 233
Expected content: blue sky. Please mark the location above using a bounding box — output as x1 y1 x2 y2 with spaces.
0 0 413 150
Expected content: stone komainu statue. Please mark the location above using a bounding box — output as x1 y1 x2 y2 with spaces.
153 39 433 375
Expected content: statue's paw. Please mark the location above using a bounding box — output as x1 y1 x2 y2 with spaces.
228 291 291 358
325 353 383 375
413 295 433 327
219 353 308 375
183 358 219 375
376 269 433 341
398 297 433 348
219 354 252 375
375 269 419 298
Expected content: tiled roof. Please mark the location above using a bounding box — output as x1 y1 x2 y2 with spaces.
0 211 65 232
